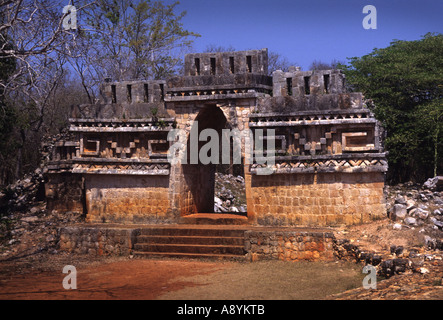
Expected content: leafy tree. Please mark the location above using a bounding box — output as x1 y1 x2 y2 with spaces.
341 33 443 183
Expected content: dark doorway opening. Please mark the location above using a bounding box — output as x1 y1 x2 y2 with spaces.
183 105 247 216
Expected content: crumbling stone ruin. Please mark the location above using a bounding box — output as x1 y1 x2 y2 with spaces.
45 48 388 227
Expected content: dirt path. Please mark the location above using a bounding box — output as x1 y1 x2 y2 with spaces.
158 260 364 300
0 255 363 300
0 257 226 300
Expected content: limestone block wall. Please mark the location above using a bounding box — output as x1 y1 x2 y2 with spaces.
99 80 167 105
273 69 346 97
58 226 137 256
84 175 172 224
57 226 336 262
184 49 268 76
45 173 84 213
245 230 335 262
249 172 386 227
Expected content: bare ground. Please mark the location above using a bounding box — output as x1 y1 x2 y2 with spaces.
0 218 442 300
0 253 364 300
334 218 428 252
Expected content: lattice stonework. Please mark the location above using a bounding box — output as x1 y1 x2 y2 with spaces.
257 135 286 154
341 132 376 152
103 136 169 159
106 137 142 159
295 131 333 156
72 162 170 175
251 157 388 174
80 138 100 156
148 140 169 157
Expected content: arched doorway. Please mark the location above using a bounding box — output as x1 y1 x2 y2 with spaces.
181 104 247 216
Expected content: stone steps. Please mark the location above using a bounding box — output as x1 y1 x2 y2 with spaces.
136 235 244 246
179 213 249 225
133 251 246 260
137 226 246 237
133 224 247 260
134 243 245 255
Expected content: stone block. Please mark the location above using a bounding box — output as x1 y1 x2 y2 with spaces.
393 204 407 220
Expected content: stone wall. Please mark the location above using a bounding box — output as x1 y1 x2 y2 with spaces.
249 172 386 227
84 175 172 224
45 173 84 213
273 69 346 97
245 230 335 262
58 225 335 262
58 226 137 256
184 49 268 76
100 80 167 105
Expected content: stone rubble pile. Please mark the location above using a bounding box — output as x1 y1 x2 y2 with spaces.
214 173 247 213
0 130 74 215
334 239 442 278
0 198 83 258
0 131 83 258
387 176 443 244
333 176 442 285
0 168 46 215
332 234 443 300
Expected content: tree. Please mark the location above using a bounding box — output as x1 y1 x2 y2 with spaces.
413 100 442 178
268 51 298 75
204 44 236 53
0 0 94 94
0 32 18 185
0 0 199 184
79 0 199 85
309 59 344 71
0 1 96 184
341 33 443 183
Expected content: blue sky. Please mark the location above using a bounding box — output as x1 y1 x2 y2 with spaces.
172 0 442 70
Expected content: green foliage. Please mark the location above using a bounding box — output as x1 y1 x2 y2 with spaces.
341 33 443 183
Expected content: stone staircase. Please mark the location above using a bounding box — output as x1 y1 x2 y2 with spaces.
179 213 249 225
132 218 248 260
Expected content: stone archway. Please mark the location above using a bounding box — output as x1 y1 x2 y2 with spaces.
182 104 227 214
176 104 247 217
